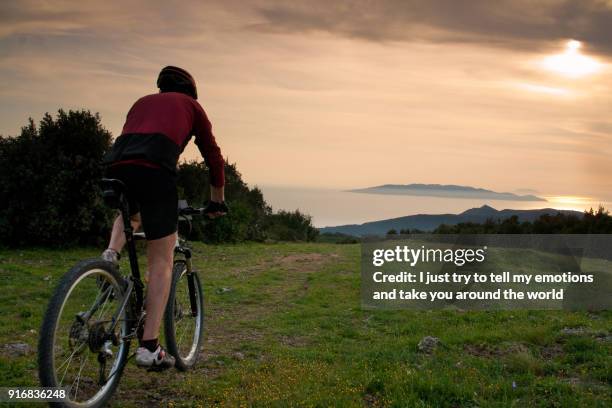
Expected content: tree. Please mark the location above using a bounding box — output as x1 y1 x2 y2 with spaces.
177 161 318 243
0 110 113 246
0 110 319 246
176 161 272 242
432 209 612 234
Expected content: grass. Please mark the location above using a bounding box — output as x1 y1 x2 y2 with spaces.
0 242 610 407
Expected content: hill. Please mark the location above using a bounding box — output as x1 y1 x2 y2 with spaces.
349 184 545 201
319 205 582 236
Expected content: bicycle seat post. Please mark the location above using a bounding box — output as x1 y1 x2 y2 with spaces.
121 196 146 307
102 178 145 308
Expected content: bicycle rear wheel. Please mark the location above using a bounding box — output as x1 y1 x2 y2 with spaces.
38 259 132 408
164 260 204 371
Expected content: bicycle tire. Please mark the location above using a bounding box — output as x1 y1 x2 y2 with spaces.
38 259 132 408
163 260 205 371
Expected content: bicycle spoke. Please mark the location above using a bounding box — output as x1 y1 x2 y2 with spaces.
96 287 114 321
87 284 111 319
71 354 88 401
174 272 201 359
177 324 188 347
58 344 82 386
47 267 132 406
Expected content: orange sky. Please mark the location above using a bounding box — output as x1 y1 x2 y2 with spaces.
1 1 611 201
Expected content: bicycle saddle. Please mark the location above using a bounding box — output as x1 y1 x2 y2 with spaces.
101 178 127 208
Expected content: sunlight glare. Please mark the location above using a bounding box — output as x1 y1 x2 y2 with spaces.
518 83 570 96
542 40 601 78
545 195 593 211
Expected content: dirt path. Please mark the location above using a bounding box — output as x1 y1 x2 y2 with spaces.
115 250 341 406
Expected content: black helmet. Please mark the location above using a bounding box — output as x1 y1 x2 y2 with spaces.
157 66 198 99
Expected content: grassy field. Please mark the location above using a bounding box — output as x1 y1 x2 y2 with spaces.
0 242 610 407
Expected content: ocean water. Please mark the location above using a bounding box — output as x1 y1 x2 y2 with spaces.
259 186 610 228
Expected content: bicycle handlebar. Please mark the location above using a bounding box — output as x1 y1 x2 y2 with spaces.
179 207 205 216
179 201 229 217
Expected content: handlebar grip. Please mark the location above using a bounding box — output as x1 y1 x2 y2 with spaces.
203 201 229 214
178 202 228 216
178 207 202 216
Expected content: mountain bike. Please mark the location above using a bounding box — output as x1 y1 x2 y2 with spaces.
38 178 210 407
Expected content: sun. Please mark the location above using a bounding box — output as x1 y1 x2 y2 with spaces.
545 195 593 211
541 40 602 78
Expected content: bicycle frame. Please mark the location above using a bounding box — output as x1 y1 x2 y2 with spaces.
101 178 200 337
99 178 145 338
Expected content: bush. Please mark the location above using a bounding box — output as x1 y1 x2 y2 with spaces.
177 161 271 243
0 111 318 246
265 210 318 242
177 161 319 243
0 110 112 247
317 232 360 244
433 207 612 234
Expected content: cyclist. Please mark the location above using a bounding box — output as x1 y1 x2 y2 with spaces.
101 66 227 369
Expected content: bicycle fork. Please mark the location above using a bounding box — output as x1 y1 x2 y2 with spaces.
175 245 199 317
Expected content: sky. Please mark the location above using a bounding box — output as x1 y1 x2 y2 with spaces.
1 0 611 207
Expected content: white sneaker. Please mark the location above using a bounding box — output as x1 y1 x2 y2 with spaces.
135 345 175 370
101 249 120 266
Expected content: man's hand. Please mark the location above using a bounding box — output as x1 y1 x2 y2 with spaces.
207 185 227 218
203 200 228 218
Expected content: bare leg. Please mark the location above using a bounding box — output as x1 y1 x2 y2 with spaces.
108 212 141 253
142 233 176 341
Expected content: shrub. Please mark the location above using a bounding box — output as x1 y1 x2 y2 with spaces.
265 210 318 242
177 161 271 243
0 111 317 246
0 110 112 247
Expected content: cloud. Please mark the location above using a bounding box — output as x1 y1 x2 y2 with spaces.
4 1 612 56
0 0 610 199
251 0 612 56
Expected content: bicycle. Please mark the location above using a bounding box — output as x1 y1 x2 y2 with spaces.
38 178 213 407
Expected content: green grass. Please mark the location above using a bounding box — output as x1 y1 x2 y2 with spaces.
0 242 610 407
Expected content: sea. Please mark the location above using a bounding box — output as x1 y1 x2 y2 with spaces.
258 186 611 228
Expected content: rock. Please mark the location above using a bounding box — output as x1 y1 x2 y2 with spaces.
233 352 245 360
3 342 33 356
505 342 530 354
215 287 233 294
560 327 586 336
418 336 440 354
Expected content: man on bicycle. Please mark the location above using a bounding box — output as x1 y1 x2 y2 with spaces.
102 66 227 369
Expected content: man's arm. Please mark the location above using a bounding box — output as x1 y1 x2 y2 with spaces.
193 105 225 206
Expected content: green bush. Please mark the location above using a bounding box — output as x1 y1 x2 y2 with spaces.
0 111 317 246
264 210 318 242
177 161 271 243
0 110 112 247
434 207 612 234
177 161 318 243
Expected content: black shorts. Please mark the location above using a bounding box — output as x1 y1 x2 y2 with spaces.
105 164 178 240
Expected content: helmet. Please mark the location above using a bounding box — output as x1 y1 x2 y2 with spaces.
156 66 198 99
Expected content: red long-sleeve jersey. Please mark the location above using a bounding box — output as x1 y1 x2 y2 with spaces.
105 92 225 187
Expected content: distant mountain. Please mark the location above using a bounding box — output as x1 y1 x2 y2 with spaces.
318 205 582 236
348 184 546 202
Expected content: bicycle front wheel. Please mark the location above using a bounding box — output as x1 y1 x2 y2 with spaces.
164 260 204 371
38 259 132 408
